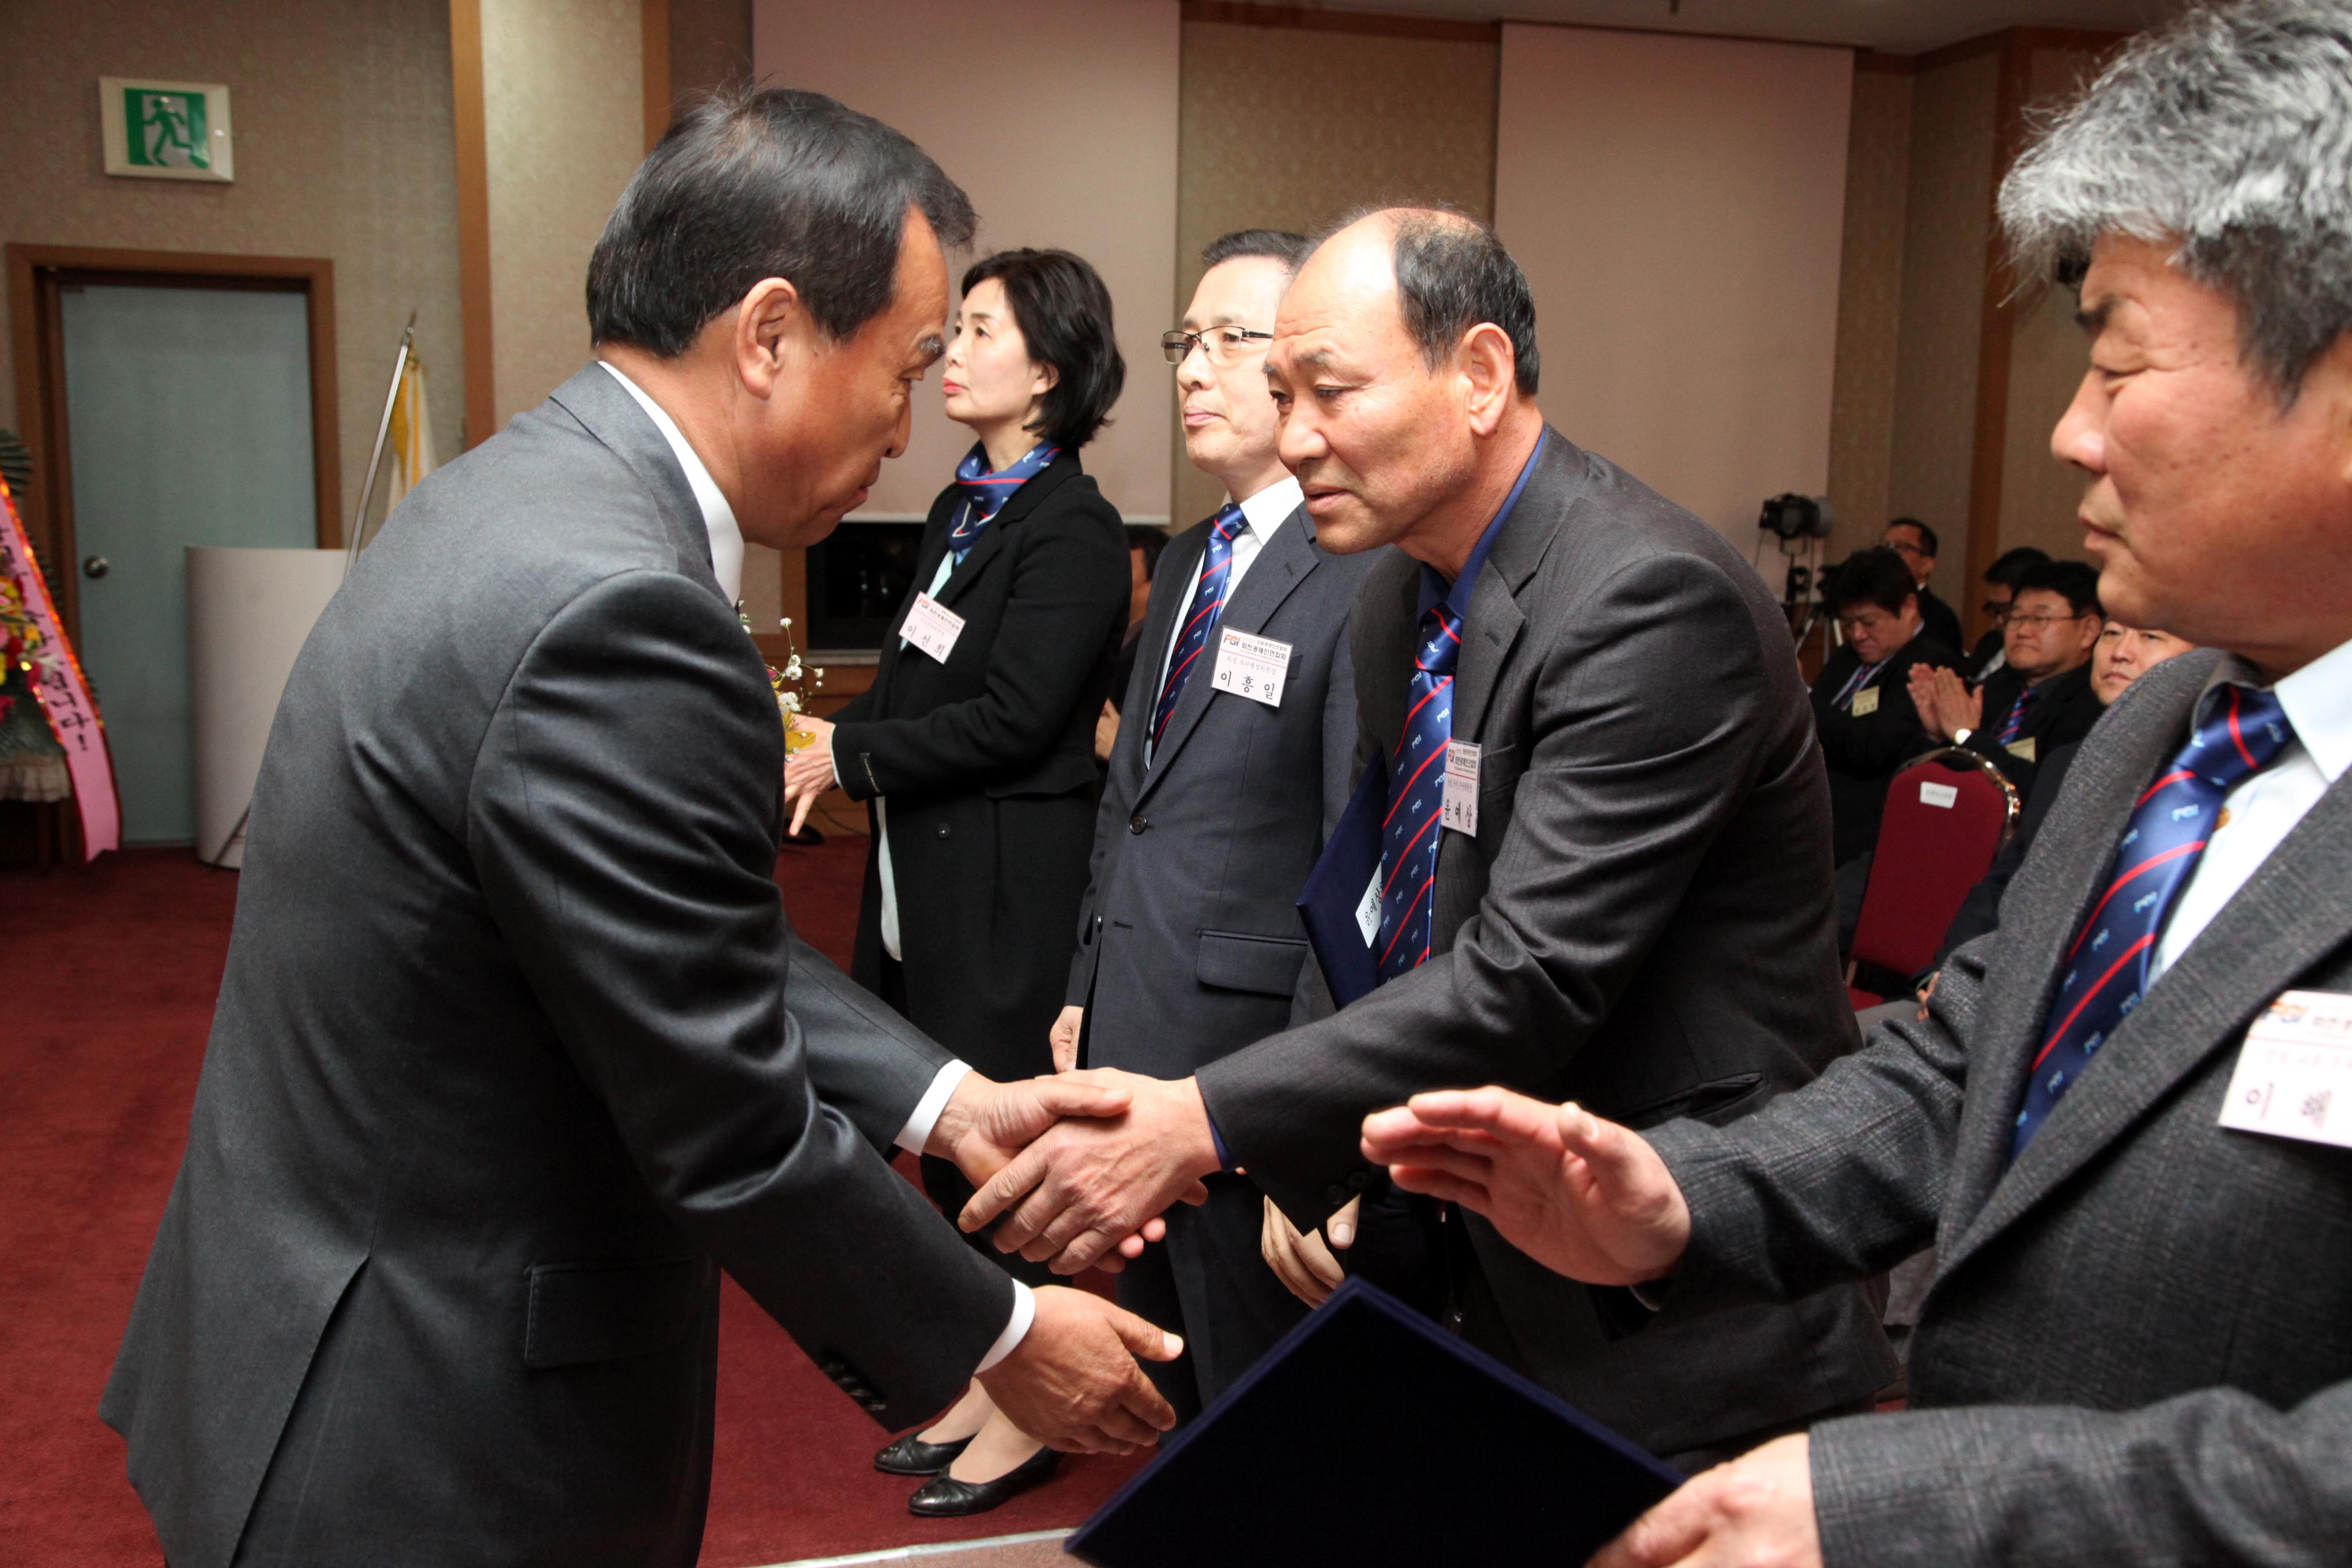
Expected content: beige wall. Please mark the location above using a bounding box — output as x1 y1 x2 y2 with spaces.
1885 49 2000 568
0 0 464 532
1996 43 2113 567
1171 16 1497 528
1824 65 1914 563
478 0 644 432
1495 25 1852 556
752 0 1181 525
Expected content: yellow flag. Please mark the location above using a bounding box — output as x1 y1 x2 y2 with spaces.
382 356 437 516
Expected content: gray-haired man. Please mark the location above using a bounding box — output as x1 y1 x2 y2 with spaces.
1365 4 2352 1563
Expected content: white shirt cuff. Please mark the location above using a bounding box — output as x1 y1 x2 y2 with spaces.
894 1059 972 1155
974 1279 1036 1375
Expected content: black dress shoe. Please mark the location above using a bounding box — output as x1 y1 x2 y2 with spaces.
907 1446 1061 1516
873 1430 973 1476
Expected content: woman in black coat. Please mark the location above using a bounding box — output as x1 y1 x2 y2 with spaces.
783 248 1130 1513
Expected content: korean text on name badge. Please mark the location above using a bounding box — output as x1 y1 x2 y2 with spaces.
903 593 964 664
2218 989 2352 1150
1211 628 1291 708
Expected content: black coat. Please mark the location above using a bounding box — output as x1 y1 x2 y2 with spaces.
833 450 1130 1082
1916 583 1965 657
1965 660 2102 791
1809 632 1958 865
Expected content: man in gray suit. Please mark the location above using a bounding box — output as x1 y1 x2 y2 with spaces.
100 89 1177 1568
965 207 1894 1465
1364 5 2352 1562
1060 228 1389 1416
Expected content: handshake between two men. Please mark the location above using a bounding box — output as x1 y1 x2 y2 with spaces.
961 1073 1820 1568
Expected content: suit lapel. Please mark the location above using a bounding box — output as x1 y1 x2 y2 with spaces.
1936 653 2352 1273
1453 429 1575 744
1139 506 1321 794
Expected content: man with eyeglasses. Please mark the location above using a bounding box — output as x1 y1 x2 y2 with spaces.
1053 228 1400 1420
1912 557 2105 789
1960 545 2052 683
1879 518 1965 655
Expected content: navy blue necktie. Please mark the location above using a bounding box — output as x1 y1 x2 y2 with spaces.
1996 686 2034 747
2011 683 2296 1159
1149 504 1246 752
1375 600 1461 979
1831 658 1882 712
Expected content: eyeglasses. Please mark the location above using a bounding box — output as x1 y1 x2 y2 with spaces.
1882 539 1927 558
1162 326 1273 366
2005 611 2092 630
1980 600 2014 620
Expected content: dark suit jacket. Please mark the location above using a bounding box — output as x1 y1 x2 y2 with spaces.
1071 500 1384 1074
1195 430 1895 1456
1962 626 2007 684
833 450 1129 1081
1916 584 1964 657
1966 660 2100 789
99 367 1012 1568
1810 633 1959 865
1932 738 2081 966
1652 649 2352 1563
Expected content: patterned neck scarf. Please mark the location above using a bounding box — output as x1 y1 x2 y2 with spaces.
948 441 1061 564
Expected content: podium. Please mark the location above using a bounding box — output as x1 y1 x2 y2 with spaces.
187 546 344 866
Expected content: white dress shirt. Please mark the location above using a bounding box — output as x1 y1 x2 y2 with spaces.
598 363 1028 1373
1144 476 1303 765
2151 635 2352 983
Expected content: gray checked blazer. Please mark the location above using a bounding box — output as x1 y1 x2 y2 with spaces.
1069 499 1386 1074
1650 646 2352 1564
100 365 1013 1568
1196 429 1895 1457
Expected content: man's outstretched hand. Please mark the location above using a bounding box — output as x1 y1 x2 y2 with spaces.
974 1284 1182 1456
959 1069 1218 1275
1588 1434 1819 1568
925 1071 1169 1272
1360 1087 1691 1287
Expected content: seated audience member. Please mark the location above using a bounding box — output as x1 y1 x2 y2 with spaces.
1811 547 1959 865
1365 8 2352 1561
1880 518 1965 654
1096 524 1171 763
1928 621 2196 975
1962 545 2052 683
1910 557 2104 789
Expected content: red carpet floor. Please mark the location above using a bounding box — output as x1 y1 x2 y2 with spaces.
1 842 1141 1566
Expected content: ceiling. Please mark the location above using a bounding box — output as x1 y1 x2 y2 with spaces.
1256 0 2188 54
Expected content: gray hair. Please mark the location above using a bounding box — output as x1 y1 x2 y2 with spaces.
1998 0 2352 400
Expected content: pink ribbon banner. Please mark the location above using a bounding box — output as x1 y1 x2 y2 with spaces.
0 476 119 859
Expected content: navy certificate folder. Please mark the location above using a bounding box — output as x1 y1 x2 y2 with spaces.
1065 1279 1685 1567
1295 755 1388 1008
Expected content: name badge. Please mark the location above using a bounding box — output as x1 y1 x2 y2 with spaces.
1440 740 1481 836
1918 781 1959 809
2218 989 2352 1149
1355 866 1382 945
902 592 965 664
1850 686 1881 717
1211 629 1291 708
2006 736 2038 763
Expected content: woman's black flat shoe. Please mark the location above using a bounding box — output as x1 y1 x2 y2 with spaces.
873 1431 973 1477
906 1446 1061 1516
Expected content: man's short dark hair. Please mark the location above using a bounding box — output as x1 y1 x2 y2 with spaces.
1827 548 1921 619
2015 558 2104 620
1203 229 1311 275
1125 523 1169 581
1318 205 1540 395
1985 545 2052 589
961 248 1125 450
1886 517 1939 558
587 86 975 356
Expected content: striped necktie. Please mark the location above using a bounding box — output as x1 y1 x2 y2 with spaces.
1832 658 1883 712
1375 600 1462 979
1996 685 2034 746
2010 683 2296 1160
1149 504 1247 752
